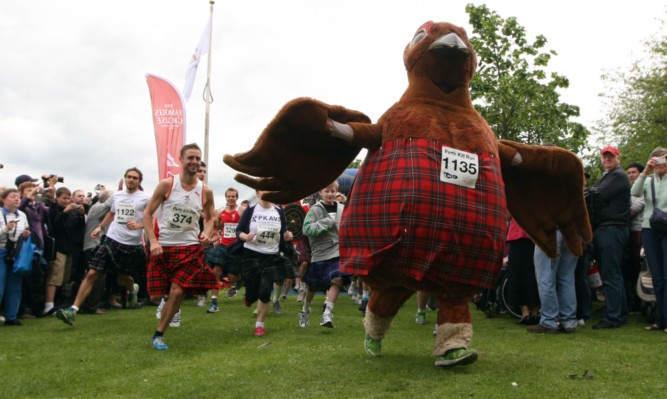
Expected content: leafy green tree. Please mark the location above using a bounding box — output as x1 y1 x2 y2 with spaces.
465 3 590 153
595 30 666 168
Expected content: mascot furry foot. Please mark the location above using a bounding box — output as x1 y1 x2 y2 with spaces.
224 21 592 367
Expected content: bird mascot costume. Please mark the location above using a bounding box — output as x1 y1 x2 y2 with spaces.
224 21 592 367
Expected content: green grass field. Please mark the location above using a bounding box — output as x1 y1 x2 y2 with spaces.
1 292 664 398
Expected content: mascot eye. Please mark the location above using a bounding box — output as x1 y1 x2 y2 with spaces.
410 30 426 47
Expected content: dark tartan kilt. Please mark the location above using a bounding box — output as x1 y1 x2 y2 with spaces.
340 138 507 289
302 257 350 291
205 244 241 276
89 236 146 277
240 249 296 283
147 244 217 296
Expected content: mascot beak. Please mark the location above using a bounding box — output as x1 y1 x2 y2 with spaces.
428 32 469 57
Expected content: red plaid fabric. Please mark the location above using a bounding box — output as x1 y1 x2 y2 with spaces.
340 138 507 289
147 245 218 296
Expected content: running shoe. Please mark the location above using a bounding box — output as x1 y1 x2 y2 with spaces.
415 310 427 325
273 301 282 315
364 335 382 357
56 307 76 326
281 294 287 302
434 348 478 367
127 283 139 308
169 308 181 327
225 288 238 298
254 326 265 337
298 311 310 328
196 295 206 307
151 336 169 351
155 297 166 320
320 312 334 328
207 303 219 313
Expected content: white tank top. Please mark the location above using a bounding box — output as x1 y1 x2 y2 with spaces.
157 175 203 246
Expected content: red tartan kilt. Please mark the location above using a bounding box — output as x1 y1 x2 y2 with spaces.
340 138 507 289
147 245 218 296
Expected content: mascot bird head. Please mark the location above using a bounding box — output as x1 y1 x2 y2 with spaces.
403 21 477 99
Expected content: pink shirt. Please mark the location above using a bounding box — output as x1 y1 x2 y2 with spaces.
506 218 529 241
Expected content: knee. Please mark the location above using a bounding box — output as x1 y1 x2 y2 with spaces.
169 284 184 298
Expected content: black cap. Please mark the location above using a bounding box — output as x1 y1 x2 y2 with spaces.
15 174 38 187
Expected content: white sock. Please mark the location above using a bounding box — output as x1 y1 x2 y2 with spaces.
362 290 370 300
303 301 312 313
44 302 54 313
255 321 264 328
324 301 335 313
71 305 80 313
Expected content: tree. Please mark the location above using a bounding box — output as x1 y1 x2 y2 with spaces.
595 29 666 168
348 158 362 169
465 4 590 153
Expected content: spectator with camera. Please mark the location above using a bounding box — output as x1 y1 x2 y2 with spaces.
42 187 85 315
631 147 667 333
1 188 31 325
592 146 631 330
16 178 55 319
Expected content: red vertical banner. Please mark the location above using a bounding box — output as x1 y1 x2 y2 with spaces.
146 73 186 179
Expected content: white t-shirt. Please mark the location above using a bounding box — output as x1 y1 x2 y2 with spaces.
106 190 151 246
243 205 282 255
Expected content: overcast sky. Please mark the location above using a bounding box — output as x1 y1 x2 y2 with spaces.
1 0 664 204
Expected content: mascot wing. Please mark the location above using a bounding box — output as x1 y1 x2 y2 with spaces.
223 97 372 204
498 140 593 258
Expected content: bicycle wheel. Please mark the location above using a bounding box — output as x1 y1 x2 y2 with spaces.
500 275 522 319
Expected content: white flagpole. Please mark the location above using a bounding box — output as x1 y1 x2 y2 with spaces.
203 0 215 184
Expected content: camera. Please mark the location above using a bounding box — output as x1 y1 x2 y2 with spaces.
42 175 65 183
42 175 64 187
657 157 666 165
74 204 82 209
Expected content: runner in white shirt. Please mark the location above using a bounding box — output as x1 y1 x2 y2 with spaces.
56 168 150 326
143 143 219 351
227 190 295 337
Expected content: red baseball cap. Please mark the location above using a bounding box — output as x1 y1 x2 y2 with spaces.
600 146 620 156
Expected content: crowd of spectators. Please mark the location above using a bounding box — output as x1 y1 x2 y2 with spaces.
2 144 666 338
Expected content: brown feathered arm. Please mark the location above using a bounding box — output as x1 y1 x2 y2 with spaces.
223 97 375 204
498 139 593 258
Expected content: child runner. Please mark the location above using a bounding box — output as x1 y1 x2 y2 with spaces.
299 181 348 328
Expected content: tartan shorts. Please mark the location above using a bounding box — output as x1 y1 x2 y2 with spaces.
240 249 296 304
88 236 146 277
302 257 351 291
205 244 241 276
147 244 218 296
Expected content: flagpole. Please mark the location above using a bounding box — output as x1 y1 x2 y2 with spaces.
203 0 214 184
